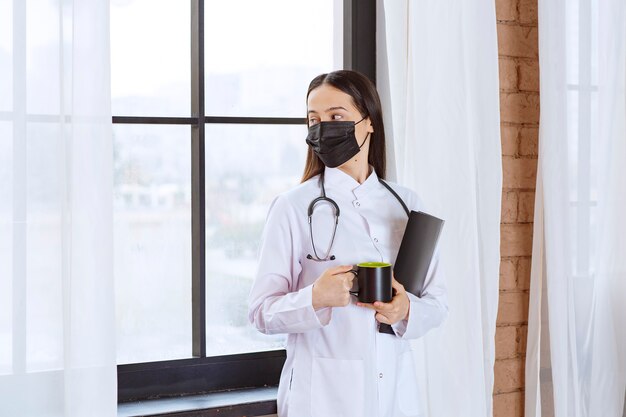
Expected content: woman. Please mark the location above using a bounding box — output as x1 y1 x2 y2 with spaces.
248 70 448 417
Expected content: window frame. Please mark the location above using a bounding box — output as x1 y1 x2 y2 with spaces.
116 0 376 402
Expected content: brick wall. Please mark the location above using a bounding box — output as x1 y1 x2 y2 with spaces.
494 0 539 416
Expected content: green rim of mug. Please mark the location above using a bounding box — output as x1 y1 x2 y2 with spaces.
357 262 391 268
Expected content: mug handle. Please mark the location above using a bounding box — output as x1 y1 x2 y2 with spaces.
348 267 359 296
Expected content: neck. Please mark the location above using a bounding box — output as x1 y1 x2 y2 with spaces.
338 161 371 184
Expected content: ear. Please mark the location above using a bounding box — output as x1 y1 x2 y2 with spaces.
366 118 374 133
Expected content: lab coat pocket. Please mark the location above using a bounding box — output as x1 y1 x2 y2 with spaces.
311 357 364 417
396 351 422 416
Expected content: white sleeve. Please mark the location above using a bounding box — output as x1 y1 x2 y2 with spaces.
392 247 448 339
248 194 331 335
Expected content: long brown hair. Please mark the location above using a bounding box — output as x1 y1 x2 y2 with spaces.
301 70 386 182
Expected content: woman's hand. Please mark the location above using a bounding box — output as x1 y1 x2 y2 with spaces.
357 278 410 325
312 265 356 310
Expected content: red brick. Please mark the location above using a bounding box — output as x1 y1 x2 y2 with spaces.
501 126 520 156
518 325 528 355
519 59 540 92
493 391 524 417
502 191 518 224
500 258 518 290
498 25 539 58
495 325 518 359
501 224 534 257
519 126 539 157
499 58 518 91
494 358 526 393
496 0 518 22
500 93 540 124
518 191 536 222
517 257 532 290
497 291 529 324
503 157 538 189
519 0 538 25
496 5 537 416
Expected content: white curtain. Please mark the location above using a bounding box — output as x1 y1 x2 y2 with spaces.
525 0 626 416
0 0 117 415
377 1 502 416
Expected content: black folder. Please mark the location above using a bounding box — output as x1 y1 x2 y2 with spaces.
379 210 444 335
394 211 445 296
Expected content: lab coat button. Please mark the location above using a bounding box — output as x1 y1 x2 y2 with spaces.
379 373 383 379
353 200 361 207
373 237 379 243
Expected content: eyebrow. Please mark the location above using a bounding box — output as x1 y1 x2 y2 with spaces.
307 106 349 114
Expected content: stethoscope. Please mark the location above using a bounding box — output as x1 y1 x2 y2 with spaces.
306 170 411 261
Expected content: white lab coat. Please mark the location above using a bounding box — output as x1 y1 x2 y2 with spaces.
248 167 448 417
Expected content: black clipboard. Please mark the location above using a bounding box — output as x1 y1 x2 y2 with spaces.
379 210 444 335
394 210 445 296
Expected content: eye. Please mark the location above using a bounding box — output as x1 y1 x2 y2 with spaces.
308 117 320 126
331 114 343 121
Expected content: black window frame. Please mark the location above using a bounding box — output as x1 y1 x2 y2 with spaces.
116 0 376 402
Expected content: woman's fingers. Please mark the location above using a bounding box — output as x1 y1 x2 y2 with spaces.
341 273 356 291
329 264 355 275
357 291 409 324
391 278 405 292
374 301 395 312
375 313 392 324
313 265 360 309
357 300 394 312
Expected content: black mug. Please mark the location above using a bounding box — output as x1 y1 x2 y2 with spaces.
349 262 393 303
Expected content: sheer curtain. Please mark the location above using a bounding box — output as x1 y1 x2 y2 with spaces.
377 1 502 416
0 0 116 415
525 0 626 416
526 0 626 417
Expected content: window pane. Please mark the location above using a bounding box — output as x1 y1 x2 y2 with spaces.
111 0 190 117
114 124 192 364
205 123 307 356
0 122 12 375
204 0 343 117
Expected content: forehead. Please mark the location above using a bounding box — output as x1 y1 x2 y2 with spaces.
307 84 357 112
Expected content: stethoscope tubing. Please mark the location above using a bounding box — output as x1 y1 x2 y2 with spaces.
306 172 340 261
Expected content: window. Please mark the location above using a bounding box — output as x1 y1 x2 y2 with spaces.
114 0 375 400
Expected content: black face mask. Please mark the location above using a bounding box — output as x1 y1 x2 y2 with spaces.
305 117 369 168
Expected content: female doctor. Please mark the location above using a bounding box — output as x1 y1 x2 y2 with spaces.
248 70 448 417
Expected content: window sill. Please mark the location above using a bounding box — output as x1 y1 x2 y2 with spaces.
117 386 277 417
